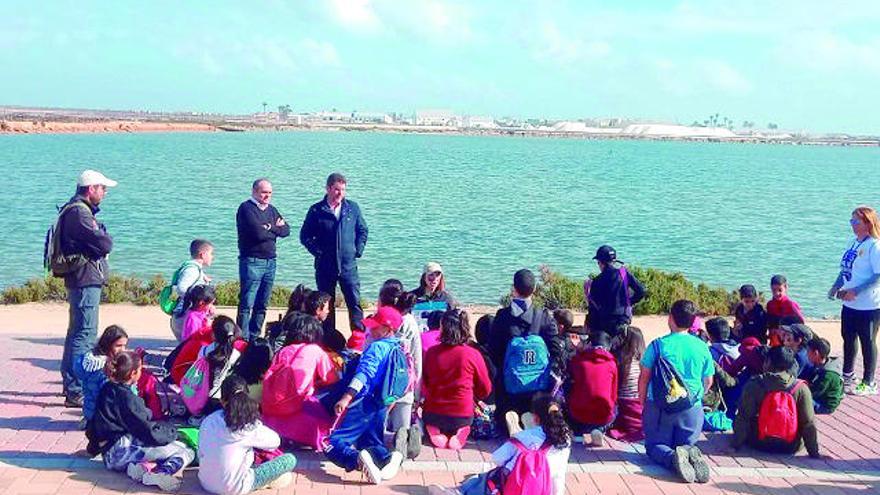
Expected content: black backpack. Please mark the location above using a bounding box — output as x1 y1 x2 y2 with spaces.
649 339 696 413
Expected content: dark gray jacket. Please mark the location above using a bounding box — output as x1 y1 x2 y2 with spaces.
58 196 113 289
300 197 368 275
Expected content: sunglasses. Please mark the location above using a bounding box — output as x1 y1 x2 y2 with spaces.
426 271 442 278
850 218 862 226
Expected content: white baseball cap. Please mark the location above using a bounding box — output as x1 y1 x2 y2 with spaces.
77 170 118 188
424 262 443 274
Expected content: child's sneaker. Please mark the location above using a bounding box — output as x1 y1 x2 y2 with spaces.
126 462 149 482
672 446 696 483
268 472 293 490
686 446 711 484
407 424 422 460
844 374 857 394
380 451 404 480
590 429 604 447
393 428 409 456
142 472 181 492
853 382 878 396
358 450 382 485
505 411 522 436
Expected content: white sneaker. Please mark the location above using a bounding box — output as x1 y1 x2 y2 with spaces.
505 411 522 435
142 472 181 492
853 382 879 396
380 451 404 480
844 375 858 394
358 450 382 485
590 429 605 447
126 462 148 482
268 472 293 490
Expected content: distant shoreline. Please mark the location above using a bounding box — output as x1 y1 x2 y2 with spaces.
2 118 879 146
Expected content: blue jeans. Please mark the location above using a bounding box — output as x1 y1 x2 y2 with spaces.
643 400 704 470
238 257 276 340
324 395 391 472
61 286 101 398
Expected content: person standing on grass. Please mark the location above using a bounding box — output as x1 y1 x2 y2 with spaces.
236 178 290 341
300 173 368 347
829 205 880 396
58 170 116 408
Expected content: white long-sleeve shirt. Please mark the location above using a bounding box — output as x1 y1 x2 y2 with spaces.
197 410 281 495
492 426 570 495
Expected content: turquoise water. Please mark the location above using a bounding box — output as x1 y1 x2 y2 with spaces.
2 131 877 316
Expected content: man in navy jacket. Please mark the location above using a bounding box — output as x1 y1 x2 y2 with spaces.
300 173 368 343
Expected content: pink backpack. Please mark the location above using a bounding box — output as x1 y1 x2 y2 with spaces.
180 357 210 415
261 345 308 416
503 438 553 495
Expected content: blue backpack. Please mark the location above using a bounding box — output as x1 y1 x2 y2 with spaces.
503 309 551 395
377 343 414 406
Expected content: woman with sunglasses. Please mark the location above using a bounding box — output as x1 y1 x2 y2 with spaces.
412 262 458 308
829 206 880 396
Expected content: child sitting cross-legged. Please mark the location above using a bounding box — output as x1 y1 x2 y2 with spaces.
198 375 297 495
608 326 646 442
422 309 493 450
324 306 407 485
803 337 844 415
86 351 195 492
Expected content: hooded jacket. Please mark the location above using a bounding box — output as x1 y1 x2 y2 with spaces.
58 196 113 289
86 381 177 456
732 371 819 457
586 266 646 334
804 356 844 413
568 347 618 426
299 197 368 275
74 352 108 421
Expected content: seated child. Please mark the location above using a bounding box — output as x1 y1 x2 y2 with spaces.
608 326 645 442
181 284 216 342
780 323 814 378
420 310 445 361
86 351 195 492
766 275 805 346
703 318 739 427
567 331 618 446
198 375 297 495
471 314 499 439
233 337 274 403
731 346 819 458
262 315 339 451
804 337 843 414
75 325 130 425
733 284 767 343
267 284 311 353
552 309 574 335
422 309 493 450
305 290 346 353
197 316 246 416
723 337 766 379
428 394 572 495
325 306 406 485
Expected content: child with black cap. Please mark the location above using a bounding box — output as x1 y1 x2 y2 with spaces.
780 323 814 378
584 245 646 337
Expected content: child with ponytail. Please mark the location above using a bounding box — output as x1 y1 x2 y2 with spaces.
181 284 216 341
199 316 246 411
428 393 572 495
198 375 297 495
86 351 195 492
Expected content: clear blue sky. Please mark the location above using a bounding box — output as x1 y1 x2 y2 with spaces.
3 1 879 134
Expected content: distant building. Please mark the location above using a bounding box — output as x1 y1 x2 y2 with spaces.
415 109 458 126
352 111 394 124
315 111 354 123
462 115 497 129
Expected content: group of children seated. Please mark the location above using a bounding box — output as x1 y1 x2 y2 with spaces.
76 262 845 494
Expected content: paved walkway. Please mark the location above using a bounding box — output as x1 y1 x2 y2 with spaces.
2 332 880 494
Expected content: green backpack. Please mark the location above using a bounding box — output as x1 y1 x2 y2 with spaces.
158 261 200 315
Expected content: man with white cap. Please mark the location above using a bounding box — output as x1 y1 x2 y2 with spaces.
58 170 116 408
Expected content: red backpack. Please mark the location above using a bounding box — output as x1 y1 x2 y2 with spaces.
502 438 553 495
757 380 804 443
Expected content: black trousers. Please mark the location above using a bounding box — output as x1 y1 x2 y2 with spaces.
316 267 364 335
842 306 880 384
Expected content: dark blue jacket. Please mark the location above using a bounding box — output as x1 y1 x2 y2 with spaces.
299 197 368 275
58 196 113 289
